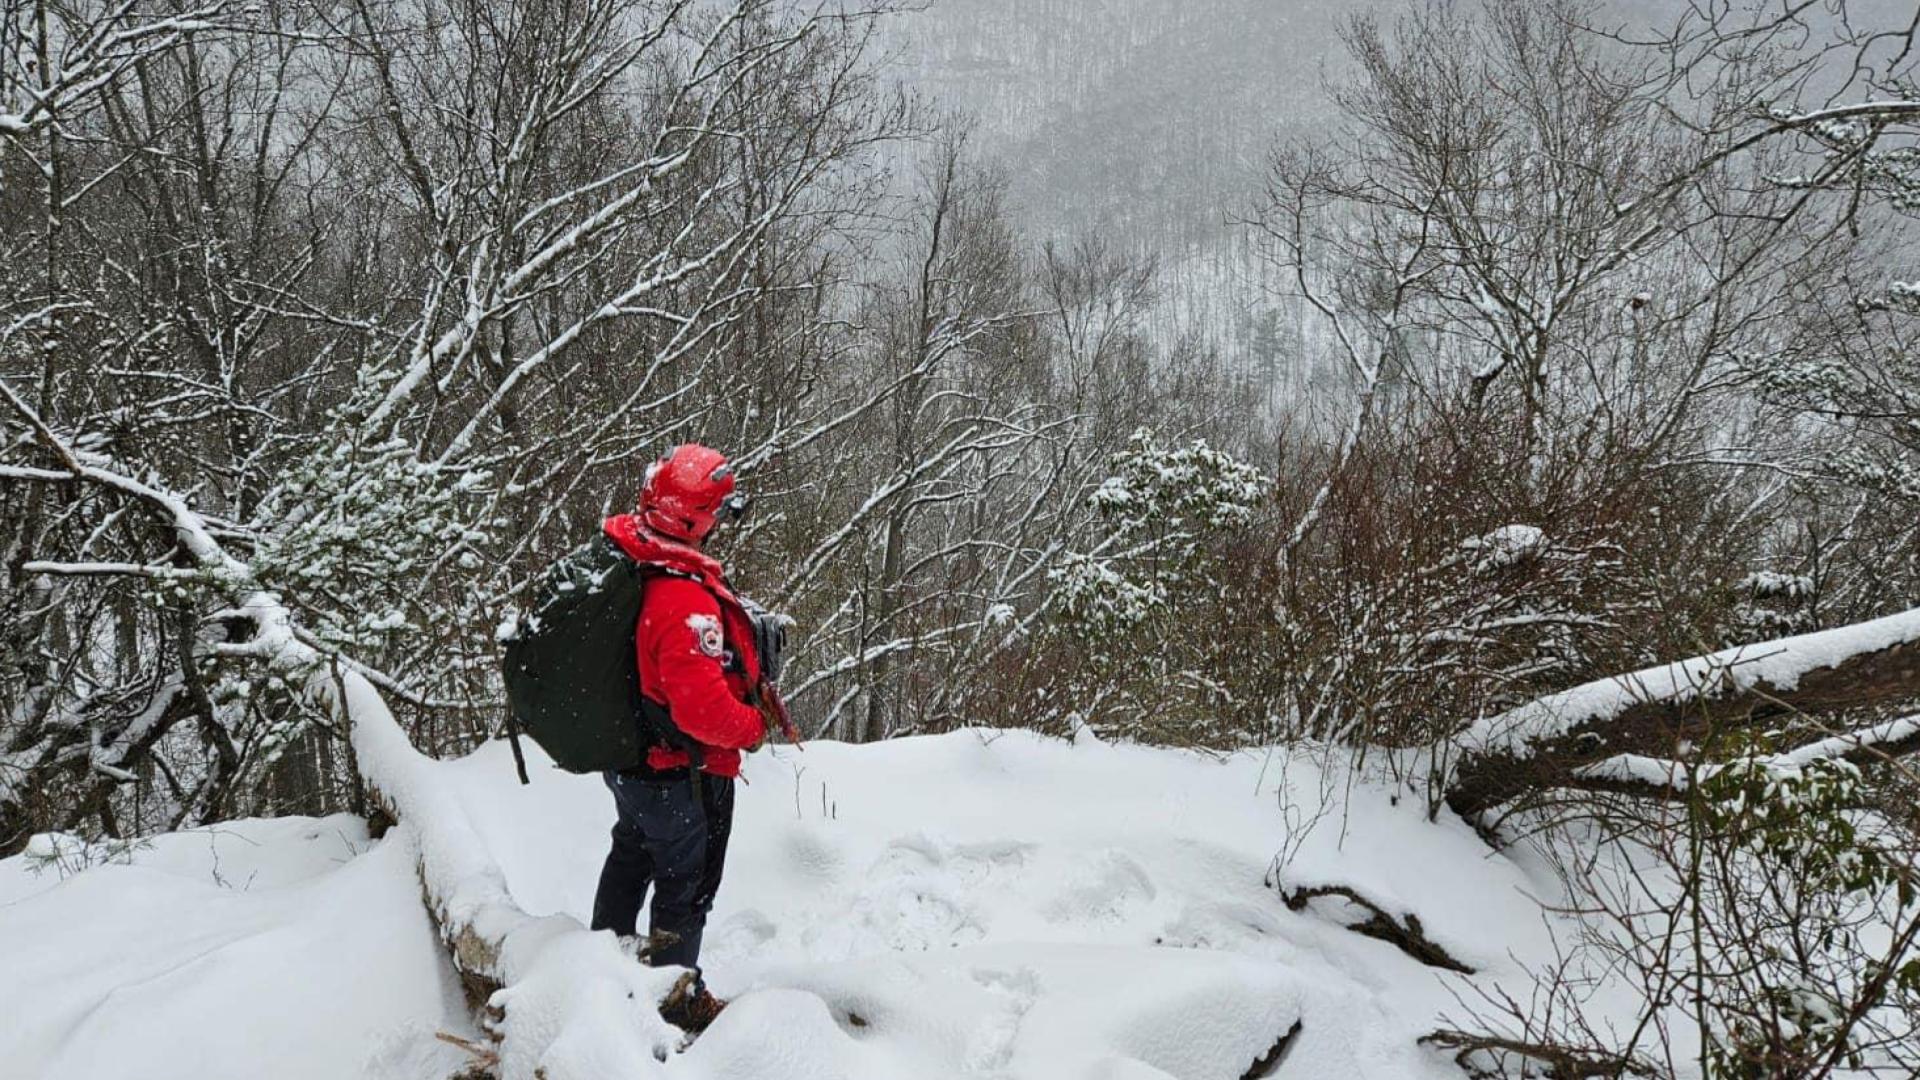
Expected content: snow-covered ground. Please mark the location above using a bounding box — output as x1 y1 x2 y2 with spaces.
4 730 1574 1079
0 814 471 1079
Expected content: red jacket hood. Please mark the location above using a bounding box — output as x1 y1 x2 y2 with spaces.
602 514 732 597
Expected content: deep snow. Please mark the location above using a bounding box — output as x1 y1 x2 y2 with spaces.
4 730 1574 1079
0 815 473 1079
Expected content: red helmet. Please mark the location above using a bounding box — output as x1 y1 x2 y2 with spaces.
639 444 737 544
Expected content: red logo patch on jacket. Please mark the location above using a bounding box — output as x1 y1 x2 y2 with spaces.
686 613 724 658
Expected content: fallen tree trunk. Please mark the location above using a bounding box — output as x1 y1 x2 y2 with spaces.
304 623 688 1078
1444 607 1920 819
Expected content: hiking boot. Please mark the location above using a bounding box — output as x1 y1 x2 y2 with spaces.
658 971 728 1033
612 929 680 963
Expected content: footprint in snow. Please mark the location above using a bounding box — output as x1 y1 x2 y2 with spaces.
851 874 987 952
880 833 1033 885
708 908 778 958
780 824 846 881
963 966 1041 1071
1043 849 1157 924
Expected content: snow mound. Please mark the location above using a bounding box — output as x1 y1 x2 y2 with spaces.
4 731 1564 1079
0 815 471 1080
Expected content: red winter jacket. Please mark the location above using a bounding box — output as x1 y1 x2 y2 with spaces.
603 514 765 777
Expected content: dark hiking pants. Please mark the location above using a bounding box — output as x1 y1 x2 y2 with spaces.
590 770 735 973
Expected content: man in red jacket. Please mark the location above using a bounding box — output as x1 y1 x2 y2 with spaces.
590 444 787 1032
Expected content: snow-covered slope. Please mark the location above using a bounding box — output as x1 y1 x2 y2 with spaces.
3 731 1566 1079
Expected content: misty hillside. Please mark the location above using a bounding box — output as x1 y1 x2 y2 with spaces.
892 0 1378 245
895 0 1917 243
886 0 1920 357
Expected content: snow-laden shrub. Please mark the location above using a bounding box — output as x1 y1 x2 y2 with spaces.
1688 751 1920 1075
1086 427 1268 539
1050 551 1167 634
1890 279 1920 314
1742 352 1852 410
1832 447 1920 503
226 429 499 772
1733 570 1817 637
1042 430 1270 741
1050 430 1267 639
1469 735 1920 1080
251 434 494 653
1461 523 1546 570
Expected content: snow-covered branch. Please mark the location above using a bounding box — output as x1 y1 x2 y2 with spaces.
1447 608 1920 816
1574 712 1920 797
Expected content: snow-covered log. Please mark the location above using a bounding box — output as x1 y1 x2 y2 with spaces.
217 595 692 1075
1445 607 1920 818
186 593 688 1077
314 654 687 1078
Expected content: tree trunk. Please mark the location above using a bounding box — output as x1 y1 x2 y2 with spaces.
1444 607 1920 819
